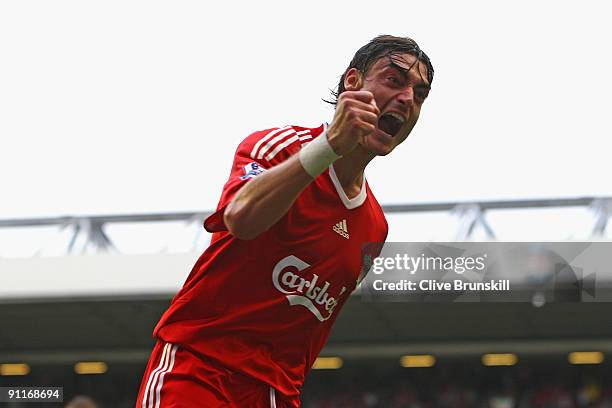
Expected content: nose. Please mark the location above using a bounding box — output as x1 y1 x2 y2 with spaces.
396 87 414 107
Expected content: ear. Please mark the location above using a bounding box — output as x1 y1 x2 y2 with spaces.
343 68 363 91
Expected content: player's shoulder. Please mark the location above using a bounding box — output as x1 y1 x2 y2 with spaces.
238 123 326 163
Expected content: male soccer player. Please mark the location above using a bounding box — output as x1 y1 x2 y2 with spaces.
136 35 434 408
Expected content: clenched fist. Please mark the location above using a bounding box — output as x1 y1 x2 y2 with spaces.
326 91 380 156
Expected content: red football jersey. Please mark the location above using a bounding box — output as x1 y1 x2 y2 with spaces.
154 123 388 400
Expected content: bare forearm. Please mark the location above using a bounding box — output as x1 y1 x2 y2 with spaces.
223 154 313 240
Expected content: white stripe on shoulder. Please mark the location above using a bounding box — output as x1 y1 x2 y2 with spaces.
265 134 300 161
250 126 292 159
257 128 296 160
298 134 312 141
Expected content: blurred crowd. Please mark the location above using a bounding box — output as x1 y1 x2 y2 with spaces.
3 363 612 407
300 364 612 408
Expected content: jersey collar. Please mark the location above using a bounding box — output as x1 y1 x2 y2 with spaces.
328 162 367 210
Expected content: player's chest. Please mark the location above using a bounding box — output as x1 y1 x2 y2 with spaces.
271 191 384 283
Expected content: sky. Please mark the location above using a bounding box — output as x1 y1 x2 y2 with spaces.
1 0 611 220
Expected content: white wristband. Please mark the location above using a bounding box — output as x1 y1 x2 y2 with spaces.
298 130 342 178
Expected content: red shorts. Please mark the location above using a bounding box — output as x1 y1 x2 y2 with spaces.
136 340 300 408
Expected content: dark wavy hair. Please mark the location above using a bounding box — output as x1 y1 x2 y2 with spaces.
326 35 434 106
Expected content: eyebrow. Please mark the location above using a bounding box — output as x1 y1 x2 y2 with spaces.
385 60 431 91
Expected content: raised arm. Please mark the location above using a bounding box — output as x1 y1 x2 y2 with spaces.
224 91 379 240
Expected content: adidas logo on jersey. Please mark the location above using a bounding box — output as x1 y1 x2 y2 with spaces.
333 219 349 239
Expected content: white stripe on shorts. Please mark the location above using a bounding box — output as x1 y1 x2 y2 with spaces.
269 387 277 408
142 343 170 408
142 343 178 408
154 344 178 408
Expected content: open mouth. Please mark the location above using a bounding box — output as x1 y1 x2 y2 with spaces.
378 112 405 137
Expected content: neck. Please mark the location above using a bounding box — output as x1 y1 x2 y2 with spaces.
332 145 376 198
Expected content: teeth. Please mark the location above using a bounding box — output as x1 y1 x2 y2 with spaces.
387 112 405 124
